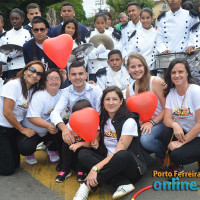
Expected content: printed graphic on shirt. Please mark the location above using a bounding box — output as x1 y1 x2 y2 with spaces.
44 109 53 117
17 102 28 109
173 107 193 117
75 135 82 142
104 130 117 138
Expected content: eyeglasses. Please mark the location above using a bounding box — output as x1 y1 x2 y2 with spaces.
32 28 46 33
28 66 43 76
47 77 61 82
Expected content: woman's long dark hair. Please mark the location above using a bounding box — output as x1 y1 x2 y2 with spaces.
15 60 45 99
164 58 196 97
61 18 81 46
100 86 131 129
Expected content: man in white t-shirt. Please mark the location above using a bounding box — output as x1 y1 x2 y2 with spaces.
50 60 102 145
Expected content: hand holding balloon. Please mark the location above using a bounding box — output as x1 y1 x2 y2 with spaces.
69 107 100 142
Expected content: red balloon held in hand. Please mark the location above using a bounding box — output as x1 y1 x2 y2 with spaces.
69 107 100 142
43 34 73 69
126 91 158 122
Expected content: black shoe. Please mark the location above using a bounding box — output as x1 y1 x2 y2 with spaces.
77 172 87 182
55 171 72 183
56 163 62 172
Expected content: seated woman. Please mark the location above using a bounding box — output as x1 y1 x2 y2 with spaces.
126 53 166 159
73 86 151 200
19 69 64 165
0 60 45 175
159 58 200 171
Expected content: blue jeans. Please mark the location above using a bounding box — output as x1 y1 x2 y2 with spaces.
140 122 166 158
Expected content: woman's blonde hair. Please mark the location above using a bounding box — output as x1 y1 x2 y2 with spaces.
127 53 151 93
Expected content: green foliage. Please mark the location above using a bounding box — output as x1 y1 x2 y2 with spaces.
1 0 86 30
48 0 86 24
106 0 154 14
1 0 63 30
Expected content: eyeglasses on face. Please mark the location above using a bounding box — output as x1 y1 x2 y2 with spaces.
32 28 46 33
28 66 43 76
47 77 61 82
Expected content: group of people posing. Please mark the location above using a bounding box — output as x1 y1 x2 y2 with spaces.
0 1 200 200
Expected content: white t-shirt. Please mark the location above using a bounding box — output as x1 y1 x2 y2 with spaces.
22 89 61 137
0 79 31 128
165 84 200 136
104 118 138 156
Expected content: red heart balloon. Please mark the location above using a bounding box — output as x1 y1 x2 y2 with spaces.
43 34 73 69
69 107 100 142
126 91 158 122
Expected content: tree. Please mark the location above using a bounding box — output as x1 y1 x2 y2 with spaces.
1 0 64 30
47 0 86 25
106 0 154 14
1 0 86 30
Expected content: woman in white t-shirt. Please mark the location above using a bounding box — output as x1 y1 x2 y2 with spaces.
73 86 151 200
160 58 200 171
0 60 45 175
19 69 64 166
126 53 166 159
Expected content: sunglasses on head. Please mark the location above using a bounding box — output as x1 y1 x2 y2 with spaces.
32 28 46 33
28 66 43 76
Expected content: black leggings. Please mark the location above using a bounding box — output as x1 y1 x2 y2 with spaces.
61 142 85 173
78 149 141 189
0 126 20 176
160 126 200 165
17 131 63 159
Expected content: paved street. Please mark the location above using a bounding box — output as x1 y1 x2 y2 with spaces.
1 152 200 200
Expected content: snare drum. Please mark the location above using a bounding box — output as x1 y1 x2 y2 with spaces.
185 51 200 71
155 53 186 69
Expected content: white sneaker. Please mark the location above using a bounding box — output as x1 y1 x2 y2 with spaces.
73 183 90 200
112 184 135 199
25 154 37 165
46 150 59 163
36 142 46 150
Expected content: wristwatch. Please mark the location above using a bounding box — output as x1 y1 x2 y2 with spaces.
152 119 158 125
92 166 99 173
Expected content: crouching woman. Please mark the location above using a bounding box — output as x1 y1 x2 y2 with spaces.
73 86 152 200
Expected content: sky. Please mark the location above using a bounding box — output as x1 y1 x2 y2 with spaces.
82 0 110 18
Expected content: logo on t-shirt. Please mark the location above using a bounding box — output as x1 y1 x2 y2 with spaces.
44 109 53 116
17 102 28 109
173 107 193 117
105 130 117 138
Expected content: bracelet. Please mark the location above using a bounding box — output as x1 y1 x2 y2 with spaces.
148 120 154 126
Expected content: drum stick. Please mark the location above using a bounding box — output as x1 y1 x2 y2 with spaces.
191 48 200 53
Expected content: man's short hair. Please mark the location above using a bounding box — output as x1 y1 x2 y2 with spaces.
26 3 40 12
32 16 50 28
69 60 86 72
118 12 126 21
127 2 141 10
61 2 74 10
108 49 122 60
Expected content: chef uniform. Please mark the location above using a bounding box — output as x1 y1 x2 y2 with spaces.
121 20 142 58
0 27 31 78
188 22 200 49
96 65 132 98
156 8 199 53
127 27 157 71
